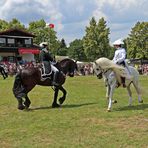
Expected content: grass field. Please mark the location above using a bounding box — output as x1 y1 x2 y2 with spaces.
0 75 148 148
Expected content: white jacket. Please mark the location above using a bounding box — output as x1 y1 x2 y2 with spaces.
112 47 126 64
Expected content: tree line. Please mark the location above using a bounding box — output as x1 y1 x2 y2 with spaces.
0 18 147 61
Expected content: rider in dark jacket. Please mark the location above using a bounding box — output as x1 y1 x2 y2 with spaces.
39 42 59 86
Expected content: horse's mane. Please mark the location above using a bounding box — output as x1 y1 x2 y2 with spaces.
95 57 128 83
59 58 73 63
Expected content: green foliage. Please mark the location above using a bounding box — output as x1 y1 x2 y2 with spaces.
83 17 111 61
28 19 60 55
8 18 25 30
126 21 148 59
0 18 25 31
57 38 67 56
0 19 9 31
68 39 87 61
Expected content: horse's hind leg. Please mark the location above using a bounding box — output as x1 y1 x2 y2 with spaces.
52 87 60 108
127 84 132 106
59 86 67 105
17 97 25 110
24 95 31 109
133 81 143 103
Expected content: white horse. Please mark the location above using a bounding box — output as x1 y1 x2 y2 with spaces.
93 57 143 112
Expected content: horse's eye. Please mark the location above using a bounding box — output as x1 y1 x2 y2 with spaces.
96 68 99 71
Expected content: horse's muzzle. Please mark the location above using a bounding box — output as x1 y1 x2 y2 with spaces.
97 74 102 79
68 72 74 77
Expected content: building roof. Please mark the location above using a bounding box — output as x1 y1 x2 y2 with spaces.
0 28 35 37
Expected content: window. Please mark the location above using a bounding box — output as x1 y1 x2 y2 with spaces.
8 38 15 44
25 38 31 45
7 38 15 47
0 38 6 46
16 38 24 47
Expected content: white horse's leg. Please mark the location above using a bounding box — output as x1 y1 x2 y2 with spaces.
107 83 116 112
106 85 110 100
127 84 132 106
133 81 143 103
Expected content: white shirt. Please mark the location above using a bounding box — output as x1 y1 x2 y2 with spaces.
112 47 126 64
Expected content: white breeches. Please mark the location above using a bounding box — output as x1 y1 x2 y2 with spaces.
51 64 59 73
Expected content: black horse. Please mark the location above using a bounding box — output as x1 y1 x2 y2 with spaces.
0 65 8 79
13 59 77 110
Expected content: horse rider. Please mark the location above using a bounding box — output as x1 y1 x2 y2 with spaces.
112 39 128 87
39 42 59 86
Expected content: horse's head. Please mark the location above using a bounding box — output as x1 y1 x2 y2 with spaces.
93 62 103 79
58 59 78 77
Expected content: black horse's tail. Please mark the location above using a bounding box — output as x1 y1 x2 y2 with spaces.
13 72 26 98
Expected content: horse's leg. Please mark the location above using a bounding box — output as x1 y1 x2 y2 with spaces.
58 86 67 105
127 84 132 106
132 81 143 103
1 70 6 79
17 97 25 110
106 85 110 101
107 82 116 112
106 85 117 104
24 95 31 109
52 87 60 108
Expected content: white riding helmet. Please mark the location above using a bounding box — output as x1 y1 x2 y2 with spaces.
113 39 124 45
39 42 48 47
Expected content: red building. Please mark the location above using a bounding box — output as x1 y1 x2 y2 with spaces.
0 28 40 63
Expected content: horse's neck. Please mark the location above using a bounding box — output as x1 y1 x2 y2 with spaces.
58 61 68 74
103 69 112 78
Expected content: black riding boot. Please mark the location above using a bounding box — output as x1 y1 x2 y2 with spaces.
121 77 126 88
52 71 59 86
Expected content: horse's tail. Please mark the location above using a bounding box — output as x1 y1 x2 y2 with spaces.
13 72 26 98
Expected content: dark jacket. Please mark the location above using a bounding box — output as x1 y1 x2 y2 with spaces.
39 49 54 62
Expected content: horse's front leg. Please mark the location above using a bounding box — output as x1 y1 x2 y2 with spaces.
52 87 60 108
107 82 116 112
58 86 67 105
106 84 110 100
24 95 31 109
127 85 133 106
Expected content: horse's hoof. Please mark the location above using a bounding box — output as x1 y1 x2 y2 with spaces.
112 100 117 104
18 105 25 110
24 102 31 108
107 109 111 112
52 103 60 108
59 97 65 105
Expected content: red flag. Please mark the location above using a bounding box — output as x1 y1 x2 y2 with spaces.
49 23 54 28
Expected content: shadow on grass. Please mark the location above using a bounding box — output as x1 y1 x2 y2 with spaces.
115 104 148 111
28 102 98 111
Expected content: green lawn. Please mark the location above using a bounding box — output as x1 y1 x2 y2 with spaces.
0 75 148 148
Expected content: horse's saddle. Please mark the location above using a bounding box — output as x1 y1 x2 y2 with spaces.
40 61 52 81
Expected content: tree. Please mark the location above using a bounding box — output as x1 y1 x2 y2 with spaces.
0 19 9 31
83 17 111 61
8 18 25 30
68 39 86 61
126 21 148 59
57 38 67 56
28 19 59 55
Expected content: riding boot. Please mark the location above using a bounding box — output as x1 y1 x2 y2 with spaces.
121 77 126 88
52 71 59 86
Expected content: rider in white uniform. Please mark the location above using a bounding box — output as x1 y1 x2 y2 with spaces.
112 39 127 87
